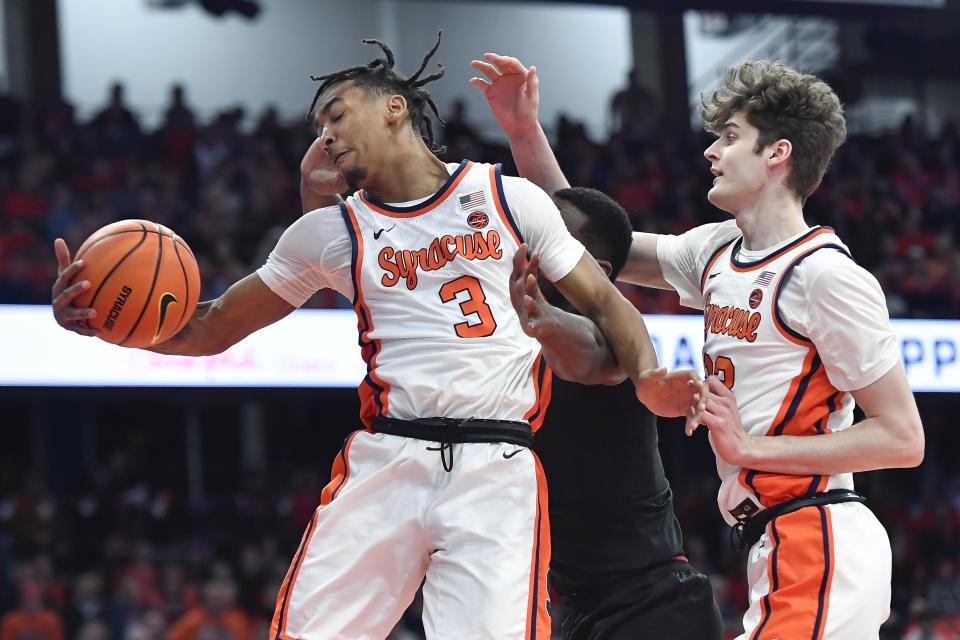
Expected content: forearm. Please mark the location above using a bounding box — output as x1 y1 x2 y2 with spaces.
148 273 296 357
147 299 232 356
740 416 924 475
586 290 658 384
535 307 625 386
507 123 570 194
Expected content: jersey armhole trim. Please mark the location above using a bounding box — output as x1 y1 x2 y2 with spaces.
491 164 525 246
772 243 853 345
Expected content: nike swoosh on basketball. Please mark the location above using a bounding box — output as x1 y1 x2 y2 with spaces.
503 449 523 459
373 224 396 240
153 292 179 342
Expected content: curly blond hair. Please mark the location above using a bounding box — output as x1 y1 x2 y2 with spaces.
700 59 846 199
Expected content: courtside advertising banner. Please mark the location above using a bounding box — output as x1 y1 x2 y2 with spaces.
1 305 957 391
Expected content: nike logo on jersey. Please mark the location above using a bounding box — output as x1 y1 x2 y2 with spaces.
503 448 524 459
373 224 395 240
379 230 503 290
708 272 721 280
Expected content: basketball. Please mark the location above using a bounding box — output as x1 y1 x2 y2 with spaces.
70 219 201 348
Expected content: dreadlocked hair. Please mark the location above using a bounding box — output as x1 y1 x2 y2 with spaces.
307 31 447 154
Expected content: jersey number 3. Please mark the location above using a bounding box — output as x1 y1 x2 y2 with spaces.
439 275 497 338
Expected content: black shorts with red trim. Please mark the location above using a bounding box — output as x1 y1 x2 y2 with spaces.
558 558 723 640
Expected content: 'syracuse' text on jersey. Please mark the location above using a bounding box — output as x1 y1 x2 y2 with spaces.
257 160 585 428
657 221 901 525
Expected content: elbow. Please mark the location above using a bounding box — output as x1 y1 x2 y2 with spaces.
895 416 925 468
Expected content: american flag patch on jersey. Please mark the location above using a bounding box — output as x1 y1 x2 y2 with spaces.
458 190 486 210
753 270 776 286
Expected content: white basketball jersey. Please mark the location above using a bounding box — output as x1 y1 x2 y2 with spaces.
340 161 552 429
700 227 856 525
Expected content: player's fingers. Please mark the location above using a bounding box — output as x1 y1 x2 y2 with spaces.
704 397 727 418
51 259 85 297
54 238 74 272
58 305 96 323
676 367 702 383
523 273 540 299
528 66 540 89
527 252 540 274
685 407 701 436
523 294 541 319
512 244 528 274
468 77 490 93
706 375 734 397
471 60 501 82
52 279 91 311
491 55 527 74
697 408 719 431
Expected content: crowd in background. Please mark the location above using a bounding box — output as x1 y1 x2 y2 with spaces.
2 81 960 639
2 81 960 316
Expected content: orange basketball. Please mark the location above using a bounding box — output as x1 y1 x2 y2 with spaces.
70 219 201 348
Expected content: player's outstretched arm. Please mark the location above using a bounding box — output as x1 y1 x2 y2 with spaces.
510 248 625 386
618 232 673 290
470 53 569 195
688 363 924 474
471 53 671 290
148 273 295 357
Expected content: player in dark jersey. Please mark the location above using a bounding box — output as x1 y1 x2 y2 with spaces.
511 186 723 640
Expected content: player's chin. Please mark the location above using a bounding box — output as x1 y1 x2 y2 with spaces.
343 165 368 191
707 192 740 216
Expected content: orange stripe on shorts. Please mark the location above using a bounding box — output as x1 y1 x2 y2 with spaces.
750 505 835 640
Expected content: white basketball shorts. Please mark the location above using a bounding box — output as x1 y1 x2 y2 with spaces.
738 500 891 640
269 430 552 640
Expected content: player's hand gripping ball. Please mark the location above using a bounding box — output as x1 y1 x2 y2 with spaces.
70 219 201 348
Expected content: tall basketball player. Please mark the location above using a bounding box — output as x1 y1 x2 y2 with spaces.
473 52 924 640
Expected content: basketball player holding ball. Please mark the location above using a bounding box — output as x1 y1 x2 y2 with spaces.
51 36 699 639
475 52 925 639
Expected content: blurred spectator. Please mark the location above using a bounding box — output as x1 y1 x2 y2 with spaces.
165 577 250 640
0 84 958 640
61 571 108 639
0 580 63 640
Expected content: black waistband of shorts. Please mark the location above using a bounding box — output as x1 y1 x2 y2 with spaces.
372 416 534 448
735 489 865 550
